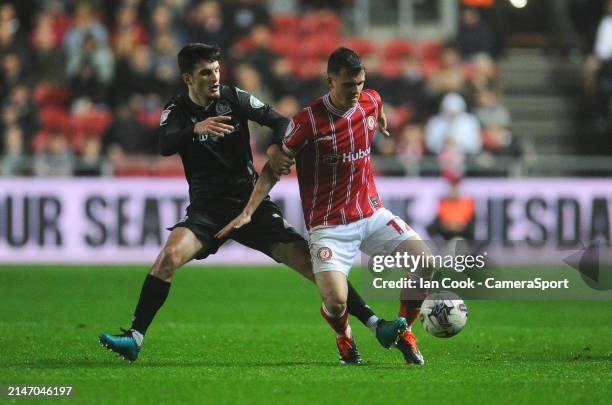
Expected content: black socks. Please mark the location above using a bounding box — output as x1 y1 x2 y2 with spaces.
131 274 171 335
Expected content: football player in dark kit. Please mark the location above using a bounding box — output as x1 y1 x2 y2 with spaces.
99 43 407 363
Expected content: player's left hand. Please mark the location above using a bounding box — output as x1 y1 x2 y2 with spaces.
215 211 252 239
378 105 390 137
267 144 294 175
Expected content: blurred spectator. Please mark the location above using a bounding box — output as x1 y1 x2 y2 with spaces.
112 44 158 105
224 0 270 47
74 135 105 176
275 94 300 118
33 129 75 176
1 53 26 101
104 100 156 163
455 7 497 60
4 84 40 148
547 0 583 57
111 4 149 48
269 56 306 102
426 47 466 110
0 3 24 56
1 125 27 175
241 24 278 83
363 54 390 98
63 3 109 59
584 0 612 140
233 63 274 104
438 136 466 179
186 1 228 50
427 176 476 241
66 33 114 102
152 33 182 100
388 54 427 122
425 92 482 155
149 3 186 45
29 13 66 84
395 124 425 176
465 52 499 104
473 88 511 129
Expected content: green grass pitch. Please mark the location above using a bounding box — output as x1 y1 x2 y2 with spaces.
1 265 611 404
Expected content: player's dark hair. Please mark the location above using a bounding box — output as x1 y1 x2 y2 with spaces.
177 43 221 74
327 47 364 77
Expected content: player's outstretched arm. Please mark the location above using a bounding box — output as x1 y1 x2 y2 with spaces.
378 104 390 137
214 161 281 239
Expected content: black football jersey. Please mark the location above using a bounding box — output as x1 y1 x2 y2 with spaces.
159 85 288 210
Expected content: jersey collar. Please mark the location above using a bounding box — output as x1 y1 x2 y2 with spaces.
323 93 358 118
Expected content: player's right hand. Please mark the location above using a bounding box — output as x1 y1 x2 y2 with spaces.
193 115 234 137
214 211 252 239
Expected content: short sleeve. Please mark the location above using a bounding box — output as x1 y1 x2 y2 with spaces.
282 110 312 155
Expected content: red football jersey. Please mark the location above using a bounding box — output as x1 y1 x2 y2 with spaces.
283 89 384 230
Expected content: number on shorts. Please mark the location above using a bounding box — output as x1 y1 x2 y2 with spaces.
387 219 404 235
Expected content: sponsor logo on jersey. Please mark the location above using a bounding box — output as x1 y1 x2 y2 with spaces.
367 115 376 131
215 100 232 115
160 109 171 125
370 196 379 208
317 247 333 262
342 147 370 163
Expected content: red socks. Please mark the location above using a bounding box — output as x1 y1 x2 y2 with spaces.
320 304 351 337
399 300 422 326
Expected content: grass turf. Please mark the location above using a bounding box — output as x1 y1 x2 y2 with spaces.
1 265 611 404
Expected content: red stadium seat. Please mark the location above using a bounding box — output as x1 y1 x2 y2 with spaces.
269 34 300 57
419 40 443 62
70 109 112 139
341 37 376 56
155 155 185 177
271 14 300 35
298 34 341 59
40 106 70 131
380 58 401 78
383 39 415 59
33 83 70 107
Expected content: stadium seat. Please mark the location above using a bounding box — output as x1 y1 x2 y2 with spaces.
70 109 112 148
383 39 415 59
419 40 443 63
271 14 300 35
33 83 70 107
155 155 185 177
342 37 376 56
40 106 71 131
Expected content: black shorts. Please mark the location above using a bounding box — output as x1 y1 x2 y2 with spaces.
168 199 304 260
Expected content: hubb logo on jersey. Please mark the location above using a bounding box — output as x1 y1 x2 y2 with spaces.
342 147 370 163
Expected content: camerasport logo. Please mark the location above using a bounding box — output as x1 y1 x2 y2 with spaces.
317 247 333 262
367 116 376 131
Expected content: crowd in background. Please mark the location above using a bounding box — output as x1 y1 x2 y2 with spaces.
0 0 530 178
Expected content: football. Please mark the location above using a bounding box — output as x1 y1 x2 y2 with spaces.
420 291 468 338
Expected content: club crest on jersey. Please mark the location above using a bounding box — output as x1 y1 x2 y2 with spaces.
160 109 171 126
367 116 376 131
317 247 333 262
215 100 232 115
